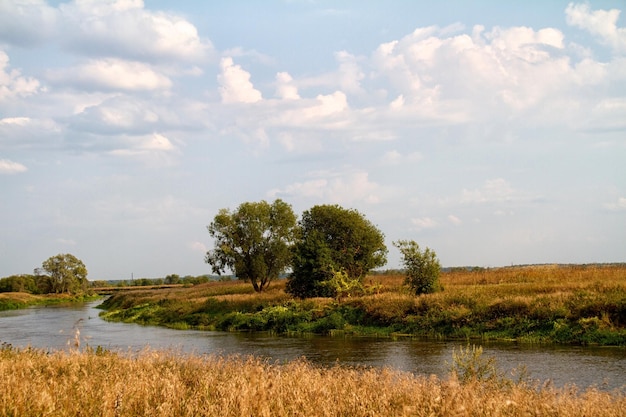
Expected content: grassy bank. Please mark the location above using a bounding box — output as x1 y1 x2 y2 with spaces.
0 345 624 417
100 264 626 345
0 292 100 311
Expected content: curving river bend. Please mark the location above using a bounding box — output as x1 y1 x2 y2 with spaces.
1 300 625 391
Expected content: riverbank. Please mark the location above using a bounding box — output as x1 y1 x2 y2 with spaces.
100 264 626 345
0 292 100 310
1 345 624 416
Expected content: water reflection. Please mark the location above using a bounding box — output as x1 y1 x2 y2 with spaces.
1 301 624 391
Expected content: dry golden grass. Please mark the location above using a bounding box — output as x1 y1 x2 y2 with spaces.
441 264 625 289
1 347 624 417
0 291 37 303
105 264 626 305
100 264 626 342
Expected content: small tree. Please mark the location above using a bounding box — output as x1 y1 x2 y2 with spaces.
206 199 297 292
164 274 180 284
394 240 441 295
40 253 88 294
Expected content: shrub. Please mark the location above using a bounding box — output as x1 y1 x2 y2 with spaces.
449 344 500 384
394 240 441 295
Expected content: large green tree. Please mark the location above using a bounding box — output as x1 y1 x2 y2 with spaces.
286 204 387 298
40 253 88 294
205 199 297 292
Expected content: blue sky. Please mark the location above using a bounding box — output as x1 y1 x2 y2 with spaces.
1 1 625 280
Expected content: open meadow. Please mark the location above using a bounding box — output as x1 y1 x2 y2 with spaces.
100 264 626 345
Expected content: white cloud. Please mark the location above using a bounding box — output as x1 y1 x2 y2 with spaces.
335 50 365 94
223 47 275 66
270 90 349 127
461 178 516 204
108 132 179 164
273 91 348 124
389 94 404 110
586 97 626 132
56 238 77 246
0 51 41 101
47 58 172 92
0 117 62 149
304 91 348 118
605 197 626 211
0 0 58 47
137 132 175 151
566 3 626 53
92 194 204 228
59 0 212 62
0 117 31 127
204 4 626 153
380 150 423 165
0 159 28 174
370 22 580 124
448 214 462 225
262 91 351 145
218 57 263 103
485 26 564 57
411 217 437 231
268 169 381 205
381 150 402 165
188 241 208 254
69 96 163 135
275 72 300 100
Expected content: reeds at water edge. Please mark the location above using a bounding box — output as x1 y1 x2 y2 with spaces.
1 345 624 417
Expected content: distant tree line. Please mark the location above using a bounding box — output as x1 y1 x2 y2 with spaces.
0 257 219 295
0 253 88 295
89 274 222 288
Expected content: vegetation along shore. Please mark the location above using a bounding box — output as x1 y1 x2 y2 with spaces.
1 345 624 417
100 264 626 346
0 292 99 311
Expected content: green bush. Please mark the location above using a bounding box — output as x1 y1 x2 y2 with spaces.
394 240 441 295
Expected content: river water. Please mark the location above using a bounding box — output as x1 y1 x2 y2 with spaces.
1 300 625 391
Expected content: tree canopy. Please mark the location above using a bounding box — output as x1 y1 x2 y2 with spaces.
0 274 38 294
286 204 387 298
205 199 297 292
40 253 88 294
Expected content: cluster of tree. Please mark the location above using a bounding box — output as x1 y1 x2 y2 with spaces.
163 274 228 285
0 253 88 295
206 199 441 298
90 274 218 288
0 274 44 294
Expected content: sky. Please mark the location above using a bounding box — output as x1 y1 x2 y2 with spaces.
1 0 625 280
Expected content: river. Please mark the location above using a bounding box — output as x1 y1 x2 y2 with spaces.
1 300 625 391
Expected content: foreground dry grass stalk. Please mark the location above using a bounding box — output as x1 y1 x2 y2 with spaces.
1 348 624 417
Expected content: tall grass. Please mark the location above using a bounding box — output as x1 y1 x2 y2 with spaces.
1 346 624 417
100 264 626 344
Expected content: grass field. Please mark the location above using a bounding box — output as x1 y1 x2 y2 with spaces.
1 345 624 417
0 292 99 311
100 264 626 345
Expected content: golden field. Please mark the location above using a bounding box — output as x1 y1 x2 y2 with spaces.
100 264 626 344
1 346 624 417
